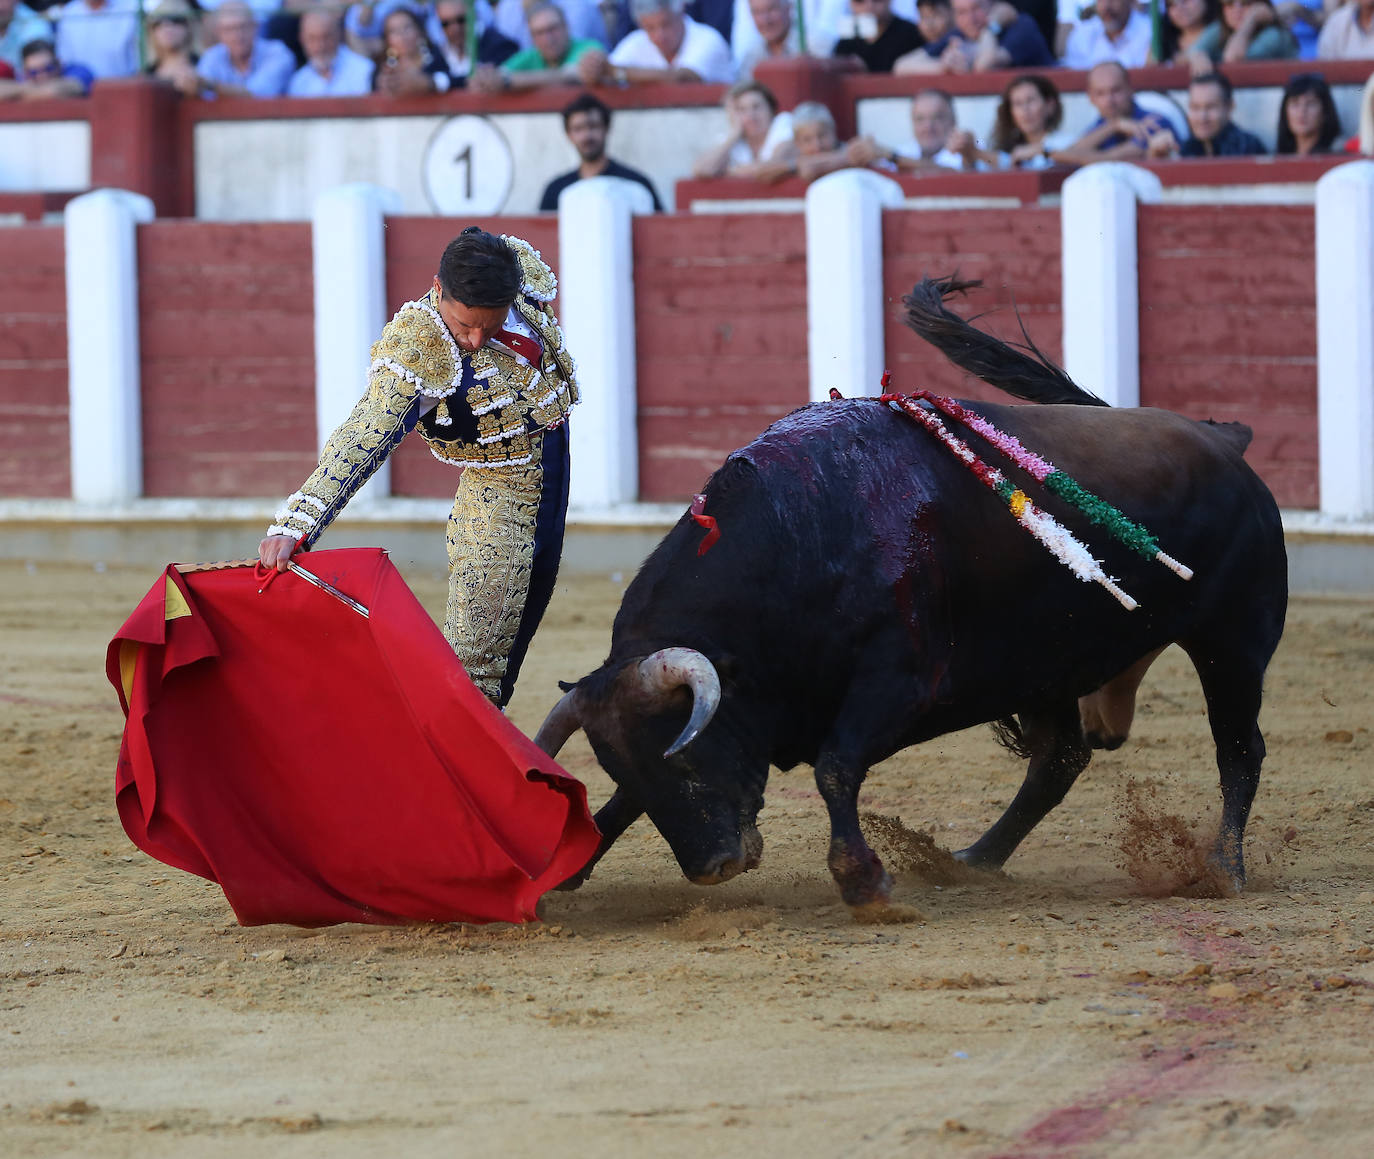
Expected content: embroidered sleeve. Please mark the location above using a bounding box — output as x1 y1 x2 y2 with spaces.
267 364 423 549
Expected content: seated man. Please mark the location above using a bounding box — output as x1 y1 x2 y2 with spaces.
922 0 1054 72
1150 71 1267 157
197 0 297 98
1055 60 1177 165
1060 0 1151 69
832 0 926 72
1 0 53 75
578 0 735 85
429 0 519 83
1317 0 1374 59
52 0 139 78
0 36 92 99
472 2 600 92
539 91 663 209
287 7 375 96
732 0 801 80
892 87 981 169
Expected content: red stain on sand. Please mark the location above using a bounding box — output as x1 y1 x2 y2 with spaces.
986 1045 1220 1158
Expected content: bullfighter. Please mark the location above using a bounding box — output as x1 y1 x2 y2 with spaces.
258 227 579 707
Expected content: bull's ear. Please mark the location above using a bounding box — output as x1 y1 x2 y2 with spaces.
557 679 578 692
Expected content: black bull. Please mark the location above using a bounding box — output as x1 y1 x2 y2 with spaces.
538 278 1288 919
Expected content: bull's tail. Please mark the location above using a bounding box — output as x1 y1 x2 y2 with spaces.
902 276 1109 408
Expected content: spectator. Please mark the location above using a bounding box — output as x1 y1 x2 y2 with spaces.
733 0 854 59
1318 0 1374 57
1275 70 1342 151
1152 71 1267 155
733 0 801 79
0 34 91 97
1350 68 1374 151
373 6 449 94
1150 0 1219 63
472 1 599 91
578 0 735 86
1 0 52 73
1059 62 1177 164
485 0 615 49
539 90 663 209
288 6 375 95
986 73 1074 167
1060 0 1152 68
197 1 297 97
833 0 925 71
1189 0 1299 64
894 0 956 70
893 87 981 169
52 0 139 77
144 1 200 95
692 78 795 177
922 0 1054 72
429 0 519 82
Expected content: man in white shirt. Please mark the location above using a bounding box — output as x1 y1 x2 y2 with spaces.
730 0 851 64
53 0 139 78
1060 0 1150 69
1318 0 1374 59
892 87 981 169
578 0 735 85
288 6 376 96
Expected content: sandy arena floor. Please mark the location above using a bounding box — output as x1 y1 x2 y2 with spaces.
1 558 1372 1158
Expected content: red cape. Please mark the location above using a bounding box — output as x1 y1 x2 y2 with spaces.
106 548 600 927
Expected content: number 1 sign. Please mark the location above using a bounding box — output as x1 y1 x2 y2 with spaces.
422 116 516 215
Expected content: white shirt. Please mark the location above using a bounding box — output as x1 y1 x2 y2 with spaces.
1317 4 1374 60
286 46 376 97
893 143 971 171
725 111 795 165
610 13 736 83
729 0 851 63
1061 10 1152 69
53 0 140 78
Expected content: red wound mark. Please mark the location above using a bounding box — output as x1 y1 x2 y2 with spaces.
689 494 721 556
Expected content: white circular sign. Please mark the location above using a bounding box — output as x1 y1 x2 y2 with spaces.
422 116 515 216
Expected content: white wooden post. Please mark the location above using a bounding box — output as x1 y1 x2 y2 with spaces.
1060 163 1162 408
1315 162 1374 520
557 176 654 511
804 169 904 402
311 183 402 503
64 189 155 503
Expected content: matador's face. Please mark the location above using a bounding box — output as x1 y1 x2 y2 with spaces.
432 279 510 353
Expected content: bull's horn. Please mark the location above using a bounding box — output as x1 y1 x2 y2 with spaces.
534 689 582 757
638 648 721 757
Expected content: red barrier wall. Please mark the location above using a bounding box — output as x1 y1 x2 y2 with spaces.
882 207 1063 401
632 213 809 501
1138 204 1317 510
137 222 317 497
0 226 69 498
383 216 558 499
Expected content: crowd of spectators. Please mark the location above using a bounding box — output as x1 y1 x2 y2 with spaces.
1 0 1373 179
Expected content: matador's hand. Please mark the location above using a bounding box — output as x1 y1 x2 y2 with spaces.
258 534 299 573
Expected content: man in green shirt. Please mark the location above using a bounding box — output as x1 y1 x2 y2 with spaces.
470 2 600 92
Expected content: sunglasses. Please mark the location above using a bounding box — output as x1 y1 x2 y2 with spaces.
153 15 189 25
441 16 467 27
25 61 60 77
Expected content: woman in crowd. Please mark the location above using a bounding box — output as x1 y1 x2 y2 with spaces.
144 0 201 94
984 74 1074 169
1275 72 1342 154
692 80 795 180
373 6 451 95
1150 0 1220 63
1188 0 1299 65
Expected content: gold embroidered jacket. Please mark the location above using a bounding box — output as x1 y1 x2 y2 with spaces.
268 236 578 548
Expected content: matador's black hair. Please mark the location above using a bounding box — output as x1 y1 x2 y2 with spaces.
437 228 522 309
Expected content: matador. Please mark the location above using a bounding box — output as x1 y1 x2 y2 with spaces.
259 228 579 707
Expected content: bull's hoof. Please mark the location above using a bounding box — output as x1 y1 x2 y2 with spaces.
553 867 592 892
952 845 1006 871
850 900 926 925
